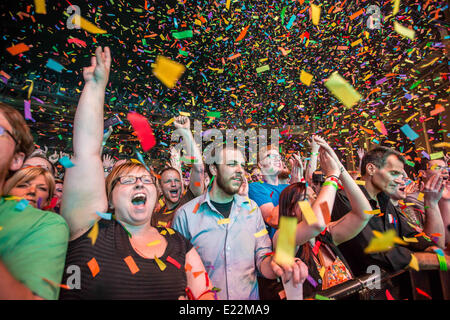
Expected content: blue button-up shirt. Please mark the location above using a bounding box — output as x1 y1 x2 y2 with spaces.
172 191 273 300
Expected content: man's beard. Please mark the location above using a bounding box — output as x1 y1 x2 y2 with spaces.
278 169 291 180
216 173 241 196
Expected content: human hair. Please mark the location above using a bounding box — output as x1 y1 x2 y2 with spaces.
3 166 55 203
159 167 181 180
105 161 151 202
0 102 35 157
24 152 56 176
360 146 405 176
258 144 279 164
278 182 308 222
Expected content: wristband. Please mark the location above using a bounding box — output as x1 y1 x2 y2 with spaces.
326 176 340 184
323 181 338 191
434 248 448 271
311 152 319 156
326 175 340 181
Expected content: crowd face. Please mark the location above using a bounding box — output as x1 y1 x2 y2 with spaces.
110 167 157 226
370 155 405 195
160 169 183 206
54 182 64 207
259 149 283 176
214 148 245 196
8 174 51 208
0 112 22 181
23 157 53 173
425 159 449 181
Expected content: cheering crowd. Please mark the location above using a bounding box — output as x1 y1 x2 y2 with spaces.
0 47 449 300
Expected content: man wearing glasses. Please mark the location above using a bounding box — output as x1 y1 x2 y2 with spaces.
0 102 69 299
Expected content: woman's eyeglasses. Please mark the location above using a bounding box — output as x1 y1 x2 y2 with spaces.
113 175 155 188
0 125 19 145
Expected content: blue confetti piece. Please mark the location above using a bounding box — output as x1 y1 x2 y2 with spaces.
400 124 419 141
59 156 75 168
15 199 29 211
286 15 296 30
46 59 64 73
136 151 150 171
96 211 112 220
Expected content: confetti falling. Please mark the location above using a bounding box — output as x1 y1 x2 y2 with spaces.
0 0 447 178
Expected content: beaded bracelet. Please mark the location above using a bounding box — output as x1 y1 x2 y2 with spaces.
326 174 340 181
323 180 338 191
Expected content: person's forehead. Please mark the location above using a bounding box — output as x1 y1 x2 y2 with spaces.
161 169 180 179
25 157 51 168
0 112 13 132
121 167 149 177
383 154 404 170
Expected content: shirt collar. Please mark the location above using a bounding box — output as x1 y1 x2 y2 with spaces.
197 191 251 212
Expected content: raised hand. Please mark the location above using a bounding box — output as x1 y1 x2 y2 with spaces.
357 148 365 160
319 148 341 177
238 175 249 197
102 154 116 169
48 151 59 164
173 116 191 130
423 173 444 205
83 46 111 88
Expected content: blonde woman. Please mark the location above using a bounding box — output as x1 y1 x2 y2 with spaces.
3 166 55 210
59 47 214 300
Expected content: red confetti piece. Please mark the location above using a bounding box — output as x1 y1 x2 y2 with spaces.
6 43 29 56
166 256 181 269
127 112 156 152
385 289 395 300
415 288 432 299
205 272 209 287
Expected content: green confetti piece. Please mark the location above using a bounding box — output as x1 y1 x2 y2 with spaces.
256 65 270 73
172 30 193 39
207 111 221 118
405 160 415 167
315 294 332 300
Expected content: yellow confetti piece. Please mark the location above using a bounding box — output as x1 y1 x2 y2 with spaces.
351 38 362 47
298 201 318 225
274 216 297 266
163 118 175 126
217 218 230 225
166 227 175 235
158 221 168 227
403 236 418 243
311 4 321 26
433 142 450 149
394 22 415 40
417 193 424 202
355 180 366 185
152 56 186 89
319 266 326 279
71 15 107 34
393 0 400 15
154 256 167 271
364 230 406 253
226 0 231 10
160 230 167 235
87 221 99 246
179 111 191 116
364 209 381 215
325 72 362 108
254 228 268 238
300 70 313 86
34 0 46 14
147 240 161 247
408 254 419 271
159 198 165 207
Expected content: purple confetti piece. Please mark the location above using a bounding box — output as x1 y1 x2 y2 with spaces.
24 100 35 123
306 275 318 288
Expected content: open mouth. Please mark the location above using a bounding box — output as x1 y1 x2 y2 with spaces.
131 193 147 206
168 189 180 198
399 187 405 192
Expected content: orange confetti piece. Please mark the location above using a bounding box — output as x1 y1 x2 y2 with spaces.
193 202 200 213
349 8 364 20
319 202 331 224
124 256 140 274
42 277 70 290
87 257 100 278
194 181 201 187
185 263 192 272
6 43 29 56
235 25 249 42
278 290 286 299
193 271 204 278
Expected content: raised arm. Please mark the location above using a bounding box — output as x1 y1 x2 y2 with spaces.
422 173 445 248
61 47 111 240
173 116 205 196
304 136 319 185
314 137 373 246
